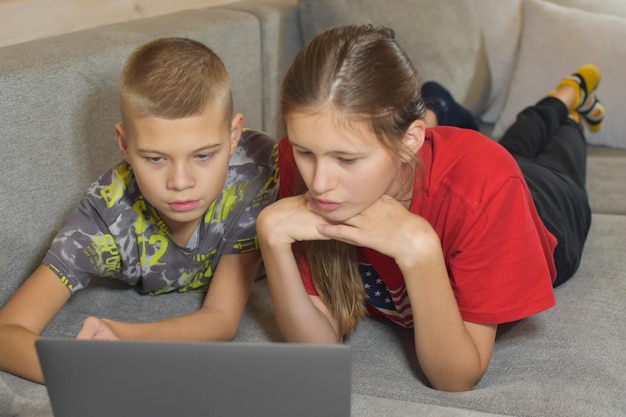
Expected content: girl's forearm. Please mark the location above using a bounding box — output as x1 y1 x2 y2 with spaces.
411 287 484 391
260 242 340 344
399 250 485 391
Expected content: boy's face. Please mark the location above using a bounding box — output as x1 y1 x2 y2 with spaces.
115 105 242 237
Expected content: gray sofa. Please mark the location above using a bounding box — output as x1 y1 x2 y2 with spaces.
1 0 625 416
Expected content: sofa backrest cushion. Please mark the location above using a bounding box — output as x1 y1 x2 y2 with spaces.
546 0 626 18
298 0 491 115
493 0 626 149
470 0 523 124
0 8 263 302
222 0 302 138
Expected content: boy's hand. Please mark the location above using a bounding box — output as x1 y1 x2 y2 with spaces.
76 316 119 341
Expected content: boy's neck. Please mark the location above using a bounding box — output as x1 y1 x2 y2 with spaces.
166 218 202 248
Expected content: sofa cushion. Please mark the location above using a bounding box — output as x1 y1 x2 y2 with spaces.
5 211 626 416
470 0 522 123
545 0 626 18
0 8 263 305
298 0 491 115
339 212 626 416
222 0 301 139
493 0 626 149
0 379 13 417
587 147 626 215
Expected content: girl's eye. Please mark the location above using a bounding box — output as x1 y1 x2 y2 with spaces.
338 157 358 164
294 150 312 157
146 156 163 163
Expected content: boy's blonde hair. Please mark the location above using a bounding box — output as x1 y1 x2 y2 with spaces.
119 37 233 125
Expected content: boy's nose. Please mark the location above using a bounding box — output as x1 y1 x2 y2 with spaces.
167 164 194 190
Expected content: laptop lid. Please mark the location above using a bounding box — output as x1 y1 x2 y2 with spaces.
36 337 352 417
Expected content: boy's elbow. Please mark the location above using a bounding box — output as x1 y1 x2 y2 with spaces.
197 324 238 342
219 325 239 342
195 307 241 342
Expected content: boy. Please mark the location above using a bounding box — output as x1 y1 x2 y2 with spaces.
0 37 278 384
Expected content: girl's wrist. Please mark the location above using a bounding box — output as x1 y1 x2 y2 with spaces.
393 223 443 271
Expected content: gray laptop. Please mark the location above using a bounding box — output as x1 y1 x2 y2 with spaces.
36 337 352 417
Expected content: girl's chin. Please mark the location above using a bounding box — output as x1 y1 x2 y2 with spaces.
318 208 360 224
308 198 366 222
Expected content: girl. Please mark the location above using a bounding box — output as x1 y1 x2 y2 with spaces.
256 25 599 391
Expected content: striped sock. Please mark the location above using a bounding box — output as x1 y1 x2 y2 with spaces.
578 93 605 132
558 64 601 110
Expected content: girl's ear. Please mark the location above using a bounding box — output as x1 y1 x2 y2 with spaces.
115 123 130 162
402 119 426 158
229 113 244 155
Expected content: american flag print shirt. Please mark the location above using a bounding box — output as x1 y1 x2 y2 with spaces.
360 261 414 328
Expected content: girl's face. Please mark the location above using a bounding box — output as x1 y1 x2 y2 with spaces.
286 109 417 223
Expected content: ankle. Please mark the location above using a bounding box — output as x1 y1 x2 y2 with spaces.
557 64 601 109
549 85 578 110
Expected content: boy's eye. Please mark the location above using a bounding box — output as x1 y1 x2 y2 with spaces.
338 157 357 164
196 153 213 161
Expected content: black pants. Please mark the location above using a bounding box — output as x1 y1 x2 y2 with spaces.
498 97 591 287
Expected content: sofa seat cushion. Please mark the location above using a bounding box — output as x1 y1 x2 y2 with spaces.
344 212 626 416
4 212 626 416
587 147 626 215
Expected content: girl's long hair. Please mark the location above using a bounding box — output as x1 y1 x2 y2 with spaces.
281 25 427 334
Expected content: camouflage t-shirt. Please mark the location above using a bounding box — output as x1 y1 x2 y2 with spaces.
43 129 278 295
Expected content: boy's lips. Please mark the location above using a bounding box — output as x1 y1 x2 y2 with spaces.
169 200 200 211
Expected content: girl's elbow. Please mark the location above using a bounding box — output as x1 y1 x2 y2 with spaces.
430 379 477 392
426 367 484 392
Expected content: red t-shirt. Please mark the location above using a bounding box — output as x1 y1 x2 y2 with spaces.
278 126 557 326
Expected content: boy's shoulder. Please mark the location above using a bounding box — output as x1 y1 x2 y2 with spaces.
85 161 140 208
232 129 278 168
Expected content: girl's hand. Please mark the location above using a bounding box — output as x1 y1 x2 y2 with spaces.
311 194 440 267
76 317 119 341
257 194 332 246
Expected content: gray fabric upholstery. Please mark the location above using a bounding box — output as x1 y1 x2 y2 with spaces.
8 209 626 416
1 1 625 416
0 7 263 305
298 0 491 114
587 148 626 214
221 0 301 139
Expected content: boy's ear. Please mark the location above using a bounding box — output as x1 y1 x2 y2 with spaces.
115 123 130 161
229 113 244 155
402 119 426 159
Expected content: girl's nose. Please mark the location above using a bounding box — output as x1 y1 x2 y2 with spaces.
310 162 336 194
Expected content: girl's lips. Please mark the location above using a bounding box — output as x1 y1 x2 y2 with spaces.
169 200 200 212
312 198 342 211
